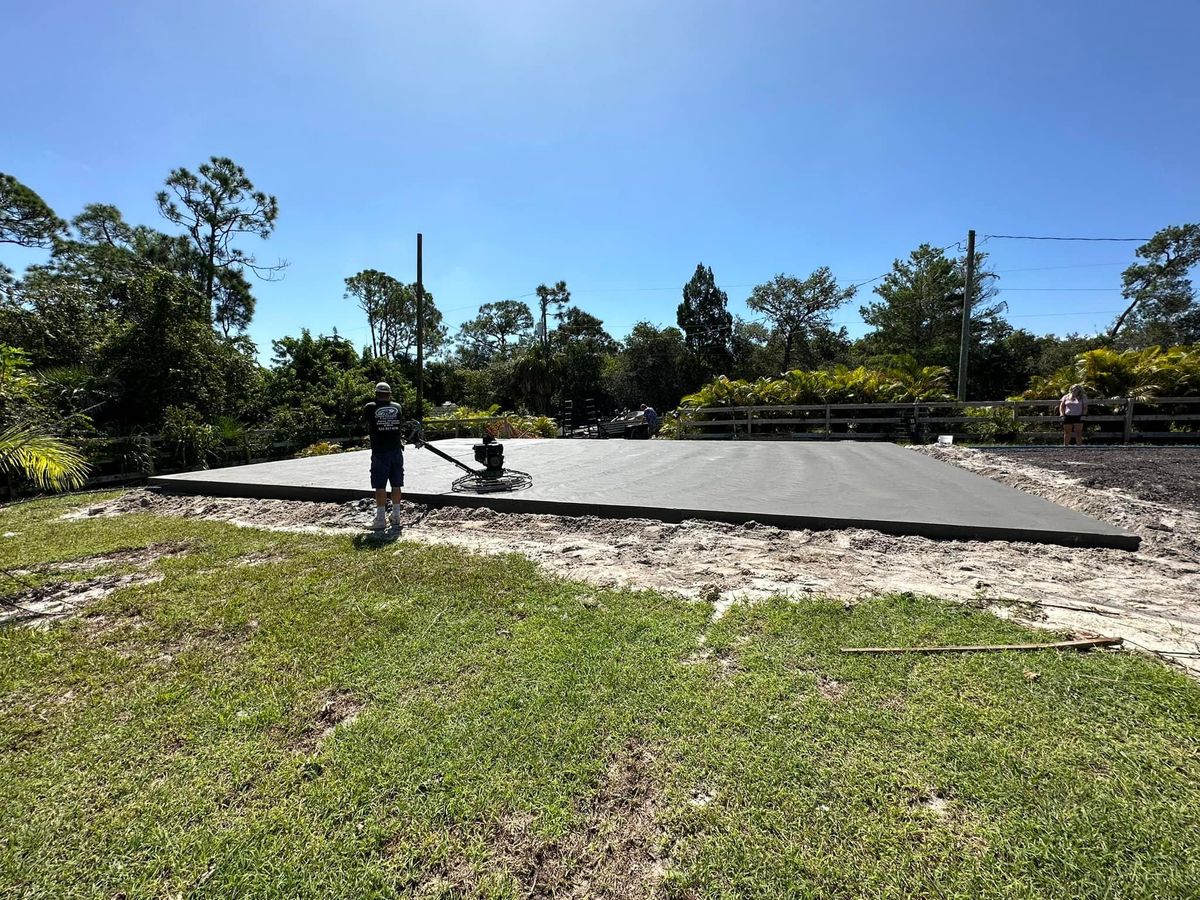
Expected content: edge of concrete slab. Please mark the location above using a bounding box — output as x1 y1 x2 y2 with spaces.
148 475 1141 551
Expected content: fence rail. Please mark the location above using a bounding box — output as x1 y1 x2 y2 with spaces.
73 416 558 489
677 397 1200 444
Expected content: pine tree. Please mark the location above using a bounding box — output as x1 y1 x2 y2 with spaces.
677 264 733 376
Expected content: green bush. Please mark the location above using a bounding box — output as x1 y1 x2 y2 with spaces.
1022 345 1200 401
160 405 220 469
682 357 954 410
424 405 558 439
961 406 1027 443
656 414 688 440
296 441 344 458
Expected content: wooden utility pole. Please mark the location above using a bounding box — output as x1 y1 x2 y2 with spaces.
957 229 976 402
415 232 424 418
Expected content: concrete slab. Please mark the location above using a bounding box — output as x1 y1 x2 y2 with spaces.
149 439 1139 550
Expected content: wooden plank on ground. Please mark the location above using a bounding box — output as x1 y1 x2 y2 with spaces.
841 637 1122 654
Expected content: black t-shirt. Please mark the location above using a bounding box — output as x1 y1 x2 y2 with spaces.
364 401 403 452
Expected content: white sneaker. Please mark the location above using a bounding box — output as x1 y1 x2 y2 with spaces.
371 508 387 530
389 506 403 528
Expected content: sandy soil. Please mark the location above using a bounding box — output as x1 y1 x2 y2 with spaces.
56 446 1200 674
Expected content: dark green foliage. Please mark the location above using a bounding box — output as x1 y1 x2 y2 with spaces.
7 160 1199 456
968 326 1080 400
263 330 418 445
677 263 733 376
455 299 534 362
511 344 557 414
603 322 697 412
727 318 779 380
748 268 856 372
1112 224 1200 347
344 269 447 361
0 172 66 248
550 307 617 413
99 270 260 427
535 280 570 350
858 244 1003 398
156 156 281 333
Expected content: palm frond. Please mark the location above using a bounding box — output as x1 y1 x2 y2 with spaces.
0 426 90 491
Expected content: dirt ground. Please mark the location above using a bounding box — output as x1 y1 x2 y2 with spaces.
56 445 1200 675
987 447 1200 513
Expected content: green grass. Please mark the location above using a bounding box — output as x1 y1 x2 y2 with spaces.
2 494 1199 899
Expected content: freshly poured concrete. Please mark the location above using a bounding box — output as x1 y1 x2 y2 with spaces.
149 440 1139 549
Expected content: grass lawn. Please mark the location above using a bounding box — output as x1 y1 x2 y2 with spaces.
2 494 1199 899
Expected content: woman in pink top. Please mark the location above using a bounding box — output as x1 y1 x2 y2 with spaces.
1058 384 1088 446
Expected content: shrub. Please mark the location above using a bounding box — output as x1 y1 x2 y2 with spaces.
161 405 220 469
1022 345 1200 401
961 406 1027 443
296 441 344 458
424 405 558 439
681 359 953 410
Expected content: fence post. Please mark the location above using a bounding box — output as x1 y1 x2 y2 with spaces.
746 408 753 437
1123 397 1134 444
824 405 831 439
141 435 155 477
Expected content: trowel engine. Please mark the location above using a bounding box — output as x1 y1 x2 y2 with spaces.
403 422 533 493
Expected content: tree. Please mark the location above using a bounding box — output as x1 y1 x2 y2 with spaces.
604 323 695 412
969 326 1073 400
212 267 256 338
456 300 534 361
677 264 733 376
0 345 89 494
389 282 446 360
747 268 857 372
1110 224 1200 346
345 269 405 358
728 318 777 380
535 281 570 350
344 270 446 361
858 243 1002 393
156 156 282 331
99 270 257 427
512 345 556 414
0 173 66 248
551 307 618 413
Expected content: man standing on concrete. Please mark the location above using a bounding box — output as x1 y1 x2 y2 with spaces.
365 382 404 529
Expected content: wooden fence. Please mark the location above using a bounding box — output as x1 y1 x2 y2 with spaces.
65 400 1199 491
76 416 553 488
676 397 1200 444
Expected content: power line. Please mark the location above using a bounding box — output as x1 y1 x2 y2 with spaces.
994 261 1127 273
1009 310 1121 318
984 234 1149 242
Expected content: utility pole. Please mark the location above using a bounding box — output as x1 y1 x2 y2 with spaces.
957 229 975 402
417 230 427 417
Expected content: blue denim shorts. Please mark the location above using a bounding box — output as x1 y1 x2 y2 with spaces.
369 449 404 489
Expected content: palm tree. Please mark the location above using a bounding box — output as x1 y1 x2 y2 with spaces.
885 356 954 401
0 344 91 495
0 425 89 493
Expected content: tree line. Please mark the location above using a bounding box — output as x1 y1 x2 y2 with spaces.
434 230 1199 418
1 158 1197 489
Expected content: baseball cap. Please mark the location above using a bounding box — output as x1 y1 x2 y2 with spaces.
375 382 392 394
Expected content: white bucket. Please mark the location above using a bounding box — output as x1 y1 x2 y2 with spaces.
937 435 954 445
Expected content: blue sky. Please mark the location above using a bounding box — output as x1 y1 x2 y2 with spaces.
4 0 1198 360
